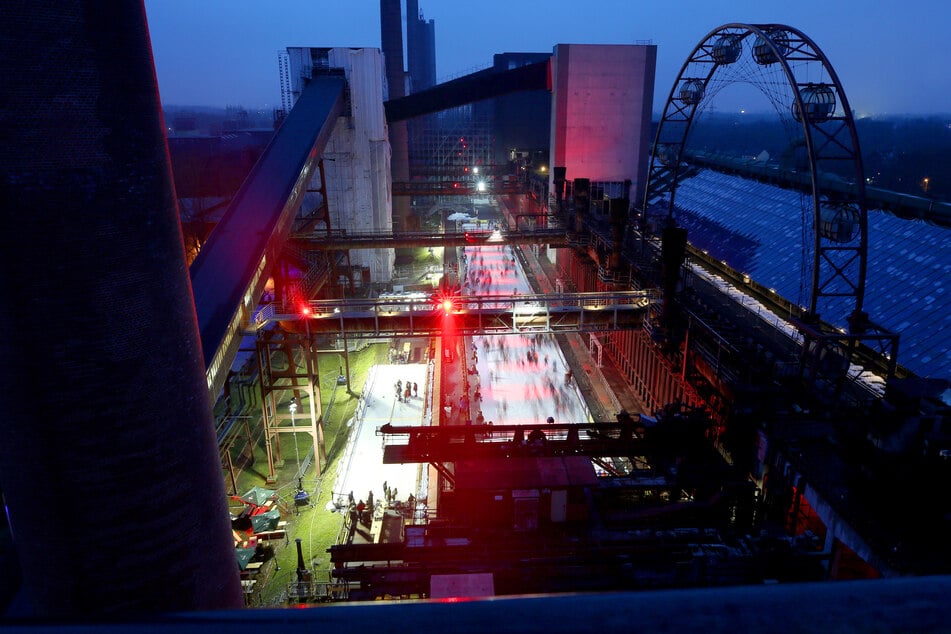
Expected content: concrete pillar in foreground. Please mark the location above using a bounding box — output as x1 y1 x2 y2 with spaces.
0 1 243 615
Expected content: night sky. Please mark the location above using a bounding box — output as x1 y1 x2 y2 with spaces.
144 0 950 116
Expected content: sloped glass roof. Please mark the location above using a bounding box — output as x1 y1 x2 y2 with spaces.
673 169 951 380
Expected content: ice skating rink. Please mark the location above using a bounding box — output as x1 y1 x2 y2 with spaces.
333 241 590 513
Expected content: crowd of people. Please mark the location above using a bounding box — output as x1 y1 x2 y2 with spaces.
453 243 590 428
394 379 419 403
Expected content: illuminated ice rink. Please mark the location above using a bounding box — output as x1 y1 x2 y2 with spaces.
334 242 591 509
462 242 591 427
333 362 431 507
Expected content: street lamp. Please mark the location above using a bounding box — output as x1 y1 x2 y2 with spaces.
289 397 300 479
297 309 324 479
340 309 352 394
331 302 352 394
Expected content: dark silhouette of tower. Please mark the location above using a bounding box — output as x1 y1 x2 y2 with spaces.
380 0 412 231
0 1 243 616
484 52 552 166
406 0 437 92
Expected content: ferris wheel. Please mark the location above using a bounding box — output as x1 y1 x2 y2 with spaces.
645 23 868 325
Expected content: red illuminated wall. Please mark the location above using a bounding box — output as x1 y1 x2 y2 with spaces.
549 44 656 200
555 248 597 293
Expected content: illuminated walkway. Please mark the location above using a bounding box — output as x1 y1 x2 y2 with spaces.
462 242 592 426
332 363 431 510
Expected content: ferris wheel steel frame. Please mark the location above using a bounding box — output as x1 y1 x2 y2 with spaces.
645 23 868 324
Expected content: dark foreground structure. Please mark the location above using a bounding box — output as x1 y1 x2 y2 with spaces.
2 1 951 630
3 577 951 632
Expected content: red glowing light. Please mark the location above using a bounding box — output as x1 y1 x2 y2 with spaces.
301 306 312 317
442 299 454 314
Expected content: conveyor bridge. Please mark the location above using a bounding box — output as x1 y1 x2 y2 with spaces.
377 421 650 464
290 228 568 250
251 290 656 339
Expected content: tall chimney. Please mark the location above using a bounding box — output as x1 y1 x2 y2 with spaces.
0 1 243 615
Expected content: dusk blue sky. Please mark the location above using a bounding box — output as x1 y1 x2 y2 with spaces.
144 0 950 116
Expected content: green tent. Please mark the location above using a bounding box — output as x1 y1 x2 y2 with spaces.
250 508 281 533
241 486 276 506
235 547 255 570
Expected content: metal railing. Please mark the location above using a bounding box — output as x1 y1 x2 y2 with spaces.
249 290 658 339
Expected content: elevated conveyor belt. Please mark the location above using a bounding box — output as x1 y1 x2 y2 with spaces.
190 74 346 398
384 60 550 122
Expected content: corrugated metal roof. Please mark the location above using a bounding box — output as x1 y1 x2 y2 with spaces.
674 169 951 380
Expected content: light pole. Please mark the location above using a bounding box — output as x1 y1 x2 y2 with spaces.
340 308 352 394
289 397 300 479
334 303 352 394
300 307 323 478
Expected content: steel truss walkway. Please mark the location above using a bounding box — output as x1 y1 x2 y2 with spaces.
290 228 567 250
251 290 656 339
377 421 647 464
376 416 741 491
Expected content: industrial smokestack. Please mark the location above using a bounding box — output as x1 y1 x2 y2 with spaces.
661 224 689 328
380 0 412 232
0 1 243 615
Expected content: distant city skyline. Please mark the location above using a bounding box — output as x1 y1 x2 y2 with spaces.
145 0 951 116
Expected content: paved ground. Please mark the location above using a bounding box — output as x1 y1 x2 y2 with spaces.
332 362 430 510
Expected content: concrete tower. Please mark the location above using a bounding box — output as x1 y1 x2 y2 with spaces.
406 0 437 92
549 44 657 203
284 47 396 283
